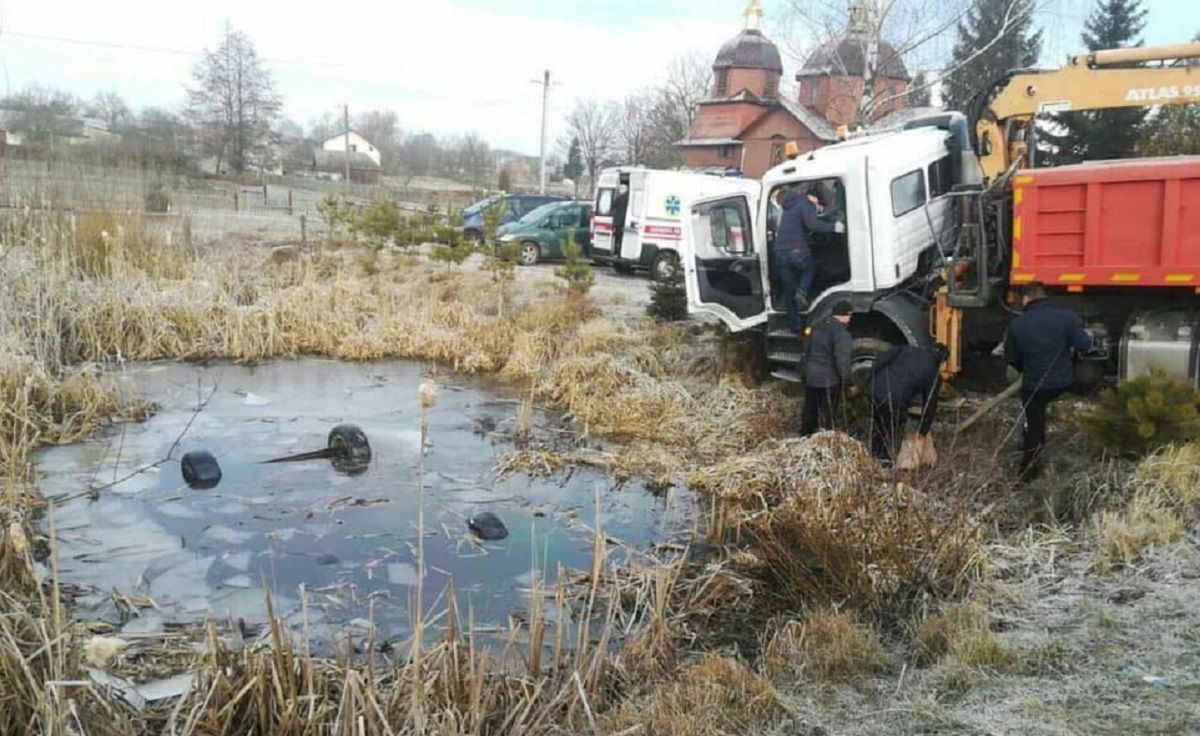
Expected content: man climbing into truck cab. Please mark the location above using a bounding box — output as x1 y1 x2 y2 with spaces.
611 184 630 254
1005 281 1093 482
800 300 853 436
869 344 948 467
772 185 844 334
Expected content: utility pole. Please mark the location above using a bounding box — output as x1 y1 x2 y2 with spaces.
532 70 550 195
343 104 351 184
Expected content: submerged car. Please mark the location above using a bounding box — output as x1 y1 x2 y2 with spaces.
496 200 593 266
461 194 566 241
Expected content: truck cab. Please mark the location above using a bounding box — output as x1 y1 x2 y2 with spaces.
680 124 968 380
592 167 759 281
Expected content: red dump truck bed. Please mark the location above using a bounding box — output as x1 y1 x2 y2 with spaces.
1010 156 1200 289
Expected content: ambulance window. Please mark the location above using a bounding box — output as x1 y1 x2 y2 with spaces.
693 197 753 257
891 169 926 217
597 188 614 216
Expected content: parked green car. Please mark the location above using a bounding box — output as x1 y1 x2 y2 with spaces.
496 201 593 266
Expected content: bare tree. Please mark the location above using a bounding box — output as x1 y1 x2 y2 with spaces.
563 98 617 192
187 24 282 174
785 0 1046 126
456 132 492 189
86 91 132 133
354 109 402 172
0 86 79 149
644 53 713 168
616 92 655 165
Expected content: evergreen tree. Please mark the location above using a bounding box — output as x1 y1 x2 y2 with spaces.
1041 0 1148 164
943 0 1042 115
564 137 584 197
907 72 933 108
1139 106 1200 156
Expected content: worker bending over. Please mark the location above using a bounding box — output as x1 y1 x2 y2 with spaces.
800 300 853 436
1005 281 1092 481
869 344 947 467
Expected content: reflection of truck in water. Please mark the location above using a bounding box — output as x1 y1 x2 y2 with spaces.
590 167 757 281
675 40 1200 385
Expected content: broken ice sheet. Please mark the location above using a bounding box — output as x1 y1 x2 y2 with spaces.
243 392 273 406
199 525 254 546
387 563 422 586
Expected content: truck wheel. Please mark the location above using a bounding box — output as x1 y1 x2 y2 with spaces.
518 241 541 266
850 337 893 388
651 251 679 282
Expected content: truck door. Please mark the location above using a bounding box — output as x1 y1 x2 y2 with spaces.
680 190 768 330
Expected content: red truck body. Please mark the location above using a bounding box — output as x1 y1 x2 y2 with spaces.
1010 156 1200 289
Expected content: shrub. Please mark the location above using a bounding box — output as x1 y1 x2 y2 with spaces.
763 610 889 681
349 200 404 250
554 237 594 297
647 267 688 322
144 184 171 213
1084 369 1200 458
316 194 351 240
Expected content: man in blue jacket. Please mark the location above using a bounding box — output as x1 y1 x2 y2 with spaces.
1005 281 1092 481
869 344 947 466
773 186 844 334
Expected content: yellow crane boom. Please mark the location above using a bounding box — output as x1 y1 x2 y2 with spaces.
977 41 1200 181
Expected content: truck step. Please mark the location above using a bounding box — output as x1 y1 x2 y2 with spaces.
770 367 803 383
768 350 803 365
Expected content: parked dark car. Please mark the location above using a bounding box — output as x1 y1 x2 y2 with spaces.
495 201 593 265
461 194 566 241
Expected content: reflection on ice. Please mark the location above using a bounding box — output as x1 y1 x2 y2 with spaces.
38 359 699 644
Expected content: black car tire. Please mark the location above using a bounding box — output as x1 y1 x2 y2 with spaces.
518 241 541 267
328 424 371 473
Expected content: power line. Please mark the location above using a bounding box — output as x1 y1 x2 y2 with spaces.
0 29 411 74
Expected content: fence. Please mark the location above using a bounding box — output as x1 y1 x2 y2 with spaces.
0 159 473 243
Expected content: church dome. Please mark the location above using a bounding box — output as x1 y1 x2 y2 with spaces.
713 29 784 73
798 36 909 81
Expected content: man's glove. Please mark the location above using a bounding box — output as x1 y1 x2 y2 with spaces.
834 221 846 234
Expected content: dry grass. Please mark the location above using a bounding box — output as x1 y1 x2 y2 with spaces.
1092 443 1200 569
599 653 786 736
762 609 889 681
914 602 990 667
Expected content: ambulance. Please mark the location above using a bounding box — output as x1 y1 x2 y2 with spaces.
590 167 758 281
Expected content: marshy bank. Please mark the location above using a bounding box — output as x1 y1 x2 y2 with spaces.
2 209 1199 734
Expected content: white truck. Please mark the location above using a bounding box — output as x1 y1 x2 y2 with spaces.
591 167 759 281
676 116 974 381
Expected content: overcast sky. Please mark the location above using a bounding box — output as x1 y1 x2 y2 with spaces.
0 0 1192 155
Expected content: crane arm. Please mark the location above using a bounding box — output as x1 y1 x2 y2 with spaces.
977 41 1200 181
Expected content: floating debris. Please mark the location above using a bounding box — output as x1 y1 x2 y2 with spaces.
181 451 221 490
468 512 509 541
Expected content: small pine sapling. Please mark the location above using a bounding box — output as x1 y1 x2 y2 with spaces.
647 267 687 321
554 235 594 298
1084 368 1200 458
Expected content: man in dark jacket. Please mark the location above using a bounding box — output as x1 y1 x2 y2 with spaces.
800 300 854 436
869 344 947 465
1005 281 1092 480
611 185 629 255
772 186 843 333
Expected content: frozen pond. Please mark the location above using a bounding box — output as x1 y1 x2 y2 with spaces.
36 360 697 646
